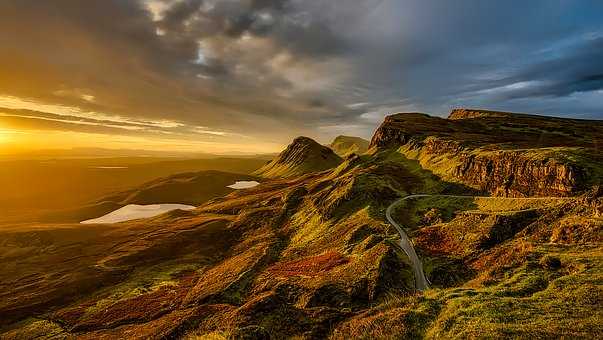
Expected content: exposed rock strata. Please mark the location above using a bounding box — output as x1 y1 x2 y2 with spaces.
370 110 602 197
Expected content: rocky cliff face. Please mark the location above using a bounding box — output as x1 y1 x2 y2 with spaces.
255 136 343 178
370 110 602 197
452 150 582 197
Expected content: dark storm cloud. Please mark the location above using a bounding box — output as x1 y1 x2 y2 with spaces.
0 0 602 148
498 37 603 99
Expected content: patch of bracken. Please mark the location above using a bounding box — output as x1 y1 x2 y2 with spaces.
267 251 349 277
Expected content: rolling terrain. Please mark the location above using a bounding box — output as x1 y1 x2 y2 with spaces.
0 156 268 225
0 109 601 339
43 170 261 224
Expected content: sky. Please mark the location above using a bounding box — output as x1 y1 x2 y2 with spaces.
0 0 602 154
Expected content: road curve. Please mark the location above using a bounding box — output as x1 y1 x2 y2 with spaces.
386 194 569 291
386 194 432 291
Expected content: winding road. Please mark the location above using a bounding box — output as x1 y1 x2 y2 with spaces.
385 194 567 291
386 194 433 291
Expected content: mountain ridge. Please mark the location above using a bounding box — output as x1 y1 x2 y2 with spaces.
370 109 602 197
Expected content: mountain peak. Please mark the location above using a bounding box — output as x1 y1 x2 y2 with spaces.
329 135 370 157
255 136 342 178
291 136 318 145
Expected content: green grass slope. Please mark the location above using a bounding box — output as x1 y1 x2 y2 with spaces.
255 136 343 178
329 135 370 157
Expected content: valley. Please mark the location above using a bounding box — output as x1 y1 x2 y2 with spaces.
0 110 601 339
0 157 268 225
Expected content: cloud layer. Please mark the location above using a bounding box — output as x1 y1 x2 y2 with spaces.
0 0 601 151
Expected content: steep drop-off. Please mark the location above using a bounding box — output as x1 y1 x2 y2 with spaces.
370 109 603 197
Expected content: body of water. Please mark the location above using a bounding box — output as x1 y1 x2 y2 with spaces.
227 181 260 189
81 203 196 224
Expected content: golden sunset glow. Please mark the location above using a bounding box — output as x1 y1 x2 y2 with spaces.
0 2 602 338
0 128 11 144
0 94 283 154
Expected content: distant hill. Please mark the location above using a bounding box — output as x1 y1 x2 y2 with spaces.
100 170 259 206
44 170 260 222
329 135 369 156
0 156 268 225
254 136 343 178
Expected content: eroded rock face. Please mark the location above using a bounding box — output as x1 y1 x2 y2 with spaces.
369 110 602 197
452 150 582 197
448 108 512 120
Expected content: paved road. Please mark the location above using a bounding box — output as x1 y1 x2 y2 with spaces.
385 194 568 291
386 194 432 291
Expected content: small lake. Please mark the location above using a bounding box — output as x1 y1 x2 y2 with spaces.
227 181 260 189
81 204 196 224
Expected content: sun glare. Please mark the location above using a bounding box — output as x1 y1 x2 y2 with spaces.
0 128 12 143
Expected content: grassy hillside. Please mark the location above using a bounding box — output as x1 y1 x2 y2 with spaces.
255 136 342 178
0 110 601 338
329 135 370 157
370 110 603 197
338 192 602 338
2 147 599 338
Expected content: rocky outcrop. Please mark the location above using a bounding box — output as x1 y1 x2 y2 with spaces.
255 136 343 178
369 110 602 197
448 108 514 120
369 113 455 149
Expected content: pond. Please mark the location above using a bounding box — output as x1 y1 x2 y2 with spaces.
227 181 260 189
80 203 196 224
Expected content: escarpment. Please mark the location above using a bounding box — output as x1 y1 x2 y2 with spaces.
370 110 602 197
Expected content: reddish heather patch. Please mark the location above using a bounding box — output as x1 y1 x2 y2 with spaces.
77 304 234 340
54 270 200 331
415 227 461 256
267 251 349 277
471 240 533 272
72 286 181 332
52 299 102 326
